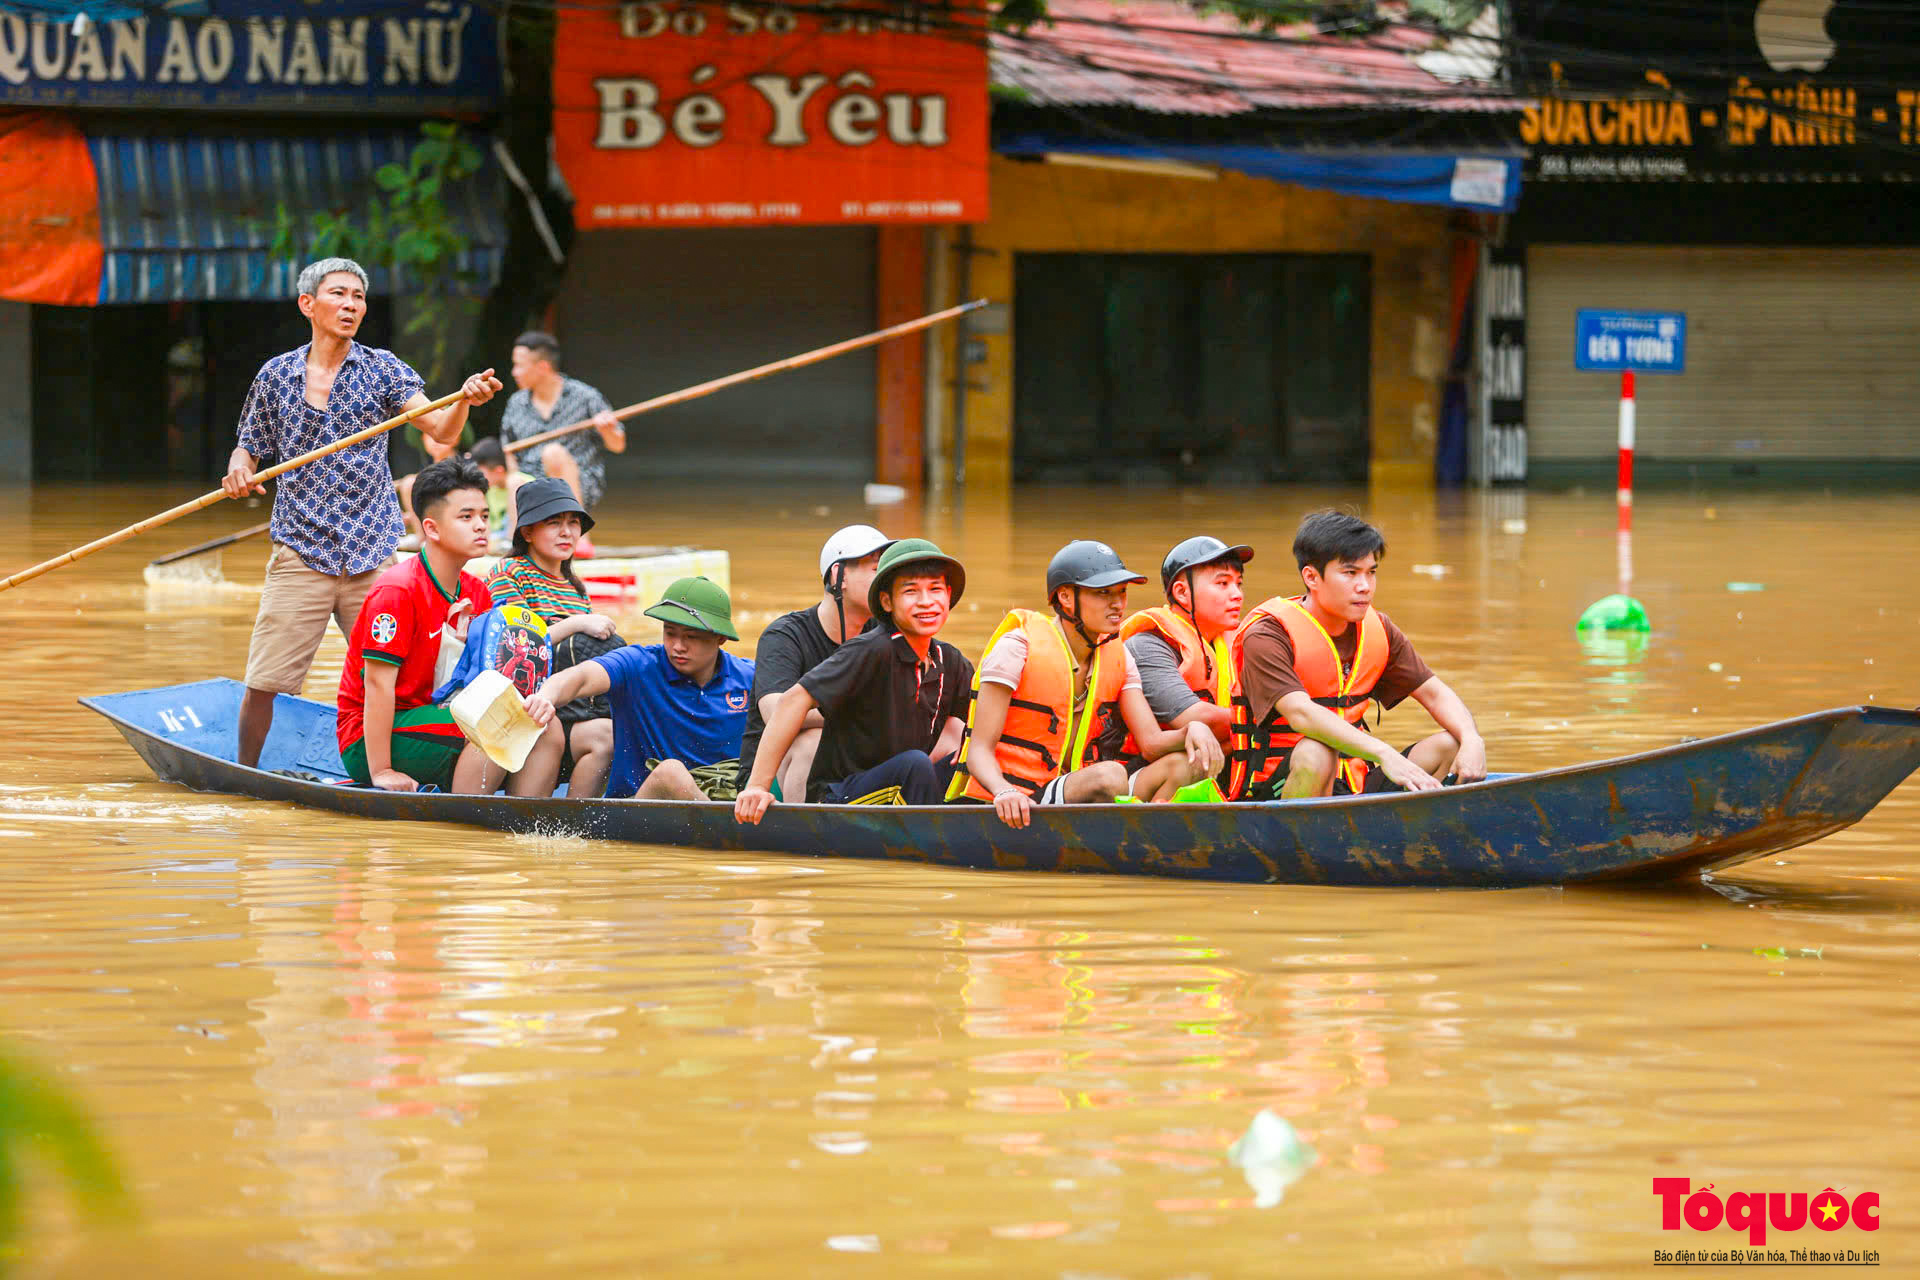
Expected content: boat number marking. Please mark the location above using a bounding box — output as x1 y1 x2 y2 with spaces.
157 705 204 734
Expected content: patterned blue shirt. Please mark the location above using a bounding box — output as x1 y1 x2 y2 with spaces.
236 342 424 576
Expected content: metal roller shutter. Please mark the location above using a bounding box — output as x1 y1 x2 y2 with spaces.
557 227 876 484
1527 246 1920 462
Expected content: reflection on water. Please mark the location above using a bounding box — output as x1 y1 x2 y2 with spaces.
1 483 1917 1275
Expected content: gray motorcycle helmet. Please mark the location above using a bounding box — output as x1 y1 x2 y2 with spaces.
1160 535 1254 593
1045 541 1147 598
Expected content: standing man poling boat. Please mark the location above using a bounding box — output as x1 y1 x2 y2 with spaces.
1120 535 1253 754
222 256 503 769
1228 510 1486 800
500 331 626 518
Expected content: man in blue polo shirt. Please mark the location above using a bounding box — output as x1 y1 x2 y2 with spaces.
525 577 754 799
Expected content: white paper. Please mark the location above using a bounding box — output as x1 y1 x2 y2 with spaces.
1450 158 1509 208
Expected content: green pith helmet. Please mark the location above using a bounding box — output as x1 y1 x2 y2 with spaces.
867 538 966 619
645 576 739 640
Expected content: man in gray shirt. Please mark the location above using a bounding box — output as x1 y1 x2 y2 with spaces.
500 330 625 510
1121 536 1254 753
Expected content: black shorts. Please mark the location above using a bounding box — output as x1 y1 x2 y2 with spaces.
558 715 611 785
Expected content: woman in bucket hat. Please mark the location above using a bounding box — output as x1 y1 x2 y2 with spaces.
526 576 755 800
484 477 623 797
735 539 973 822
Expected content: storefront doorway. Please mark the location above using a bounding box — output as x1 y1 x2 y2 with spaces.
1013 252 1371 484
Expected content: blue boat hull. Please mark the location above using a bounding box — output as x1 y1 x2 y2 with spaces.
80 679 1920 888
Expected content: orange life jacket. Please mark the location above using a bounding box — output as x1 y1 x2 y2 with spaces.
1227 595 1387 799
947 608 1129 802
1116 606 1235 757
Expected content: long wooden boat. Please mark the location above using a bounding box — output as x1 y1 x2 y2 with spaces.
81 679 1920 889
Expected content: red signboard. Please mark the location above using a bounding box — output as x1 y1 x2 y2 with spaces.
553 2 989 228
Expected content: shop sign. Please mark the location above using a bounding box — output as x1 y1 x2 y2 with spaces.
1575 310 1686 373
1482 243 1527 484
1514 0 1920 182
553 1 989 227
0 1 500 114
1522 82 1920 182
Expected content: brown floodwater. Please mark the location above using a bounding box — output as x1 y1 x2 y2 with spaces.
0 480 1915 1277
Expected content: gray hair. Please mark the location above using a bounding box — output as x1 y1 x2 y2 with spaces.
296 257 369 298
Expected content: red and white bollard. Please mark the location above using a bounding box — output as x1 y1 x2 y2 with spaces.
1616 370 1635 529
1616 370 1635 594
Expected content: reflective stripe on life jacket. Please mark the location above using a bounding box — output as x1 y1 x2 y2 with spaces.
946 608 1129 802
1116 606 1235 757
1226 595 1387 798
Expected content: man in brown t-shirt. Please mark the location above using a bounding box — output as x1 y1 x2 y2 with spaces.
1236 511 1486 799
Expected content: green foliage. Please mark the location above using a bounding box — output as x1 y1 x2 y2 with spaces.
1406 0 1491 32
0 1051 131 1268
270 122 486 447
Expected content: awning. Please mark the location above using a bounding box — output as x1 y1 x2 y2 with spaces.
0 113 103 306
997 135 1524 212
87 130 507 304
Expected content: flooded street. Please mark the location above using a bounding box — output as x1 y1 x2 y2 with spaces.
1 481 1915 1276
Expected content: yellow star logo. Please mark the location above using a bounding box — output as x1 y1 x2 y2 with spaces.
1815 1198 1843 1224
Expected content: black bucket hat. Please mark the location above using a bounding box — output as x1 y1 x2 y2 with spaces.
513 476 595 535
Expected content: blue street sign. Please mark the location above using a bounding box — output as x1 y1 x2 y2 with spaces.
1575 309 1687 373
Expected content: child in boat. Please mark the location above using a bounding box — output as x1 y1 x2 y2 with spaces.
1228 510 1485 799
336 457 564 795
948 540 1225 829
734 539 973 820
524 577 754 800
469 435 536 545
1121 535 1253 753
484 478 620 798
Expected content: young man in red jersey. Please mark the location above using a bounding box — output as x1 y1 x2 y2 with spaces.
336 457 564 795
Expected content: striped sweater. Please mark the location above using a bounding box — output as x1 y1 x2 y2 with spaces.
484 556 592 623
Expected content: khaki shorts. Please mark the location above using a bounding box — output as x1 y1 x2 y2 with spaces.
243 543 389 695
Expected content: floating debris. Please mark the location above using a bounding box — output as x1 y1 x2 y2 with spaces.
1577 593 1649 633
1227 1110 1317 1208
1753 946 1823 962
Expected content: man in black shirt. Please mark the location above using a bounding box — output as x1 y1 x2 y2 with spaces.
736 539 973 819
736 525 892 797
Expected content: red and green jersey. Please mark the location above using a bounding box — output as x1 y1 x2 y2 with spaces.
337 555 491 749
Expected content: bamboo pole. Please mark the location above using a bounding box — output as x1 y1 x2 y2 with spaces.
0 388 467 594
146 520 273 568
504 299 987 455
